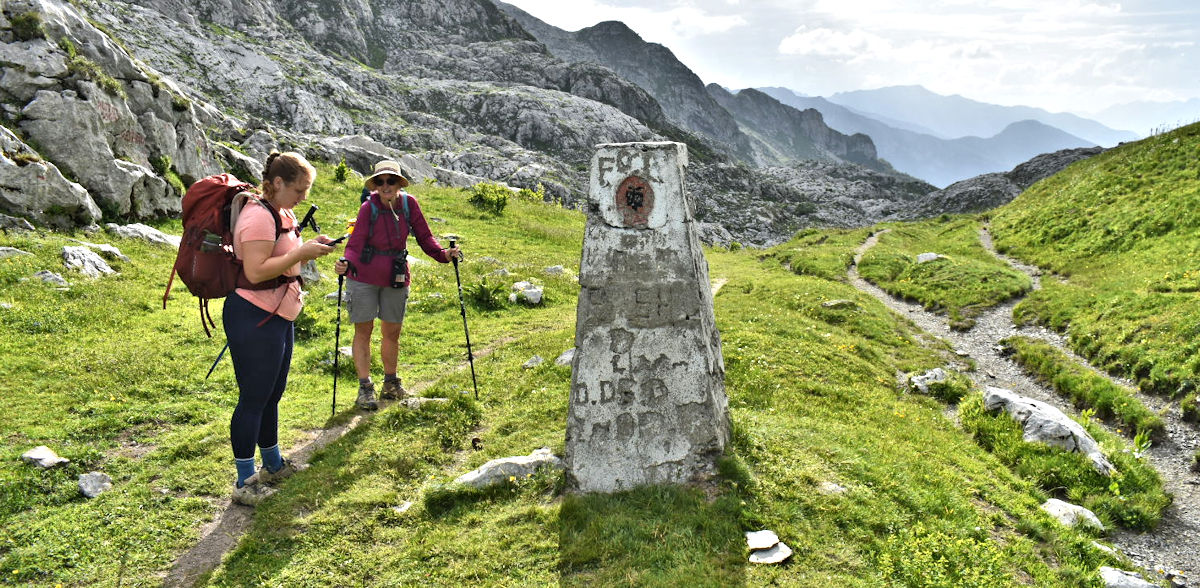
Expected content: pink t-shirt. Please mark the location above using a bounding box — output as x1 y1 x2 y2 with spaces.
232 202 303 321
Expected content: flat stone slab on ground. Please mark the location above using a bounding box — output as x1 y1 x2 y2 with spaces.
748 541 793 564
22 446 69 468
745 529 779 550
454 448 563 488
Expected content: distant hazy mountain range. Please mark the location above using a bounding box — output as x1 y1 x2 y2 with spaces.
502 0 1137 188
758 86 1127 188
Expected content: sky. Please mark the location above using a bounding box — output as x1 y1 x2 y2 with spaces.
500 0 1200 117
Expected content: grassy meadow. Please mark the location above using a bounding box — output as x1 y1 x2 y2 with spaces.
0 146 1181 587
990 122 1200 404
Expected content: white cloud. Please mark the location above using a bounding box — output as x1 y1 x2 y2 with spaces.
778 26 891 59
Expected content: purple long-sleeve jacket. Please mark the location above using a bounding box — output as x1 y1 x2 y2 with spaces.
344 192 450 287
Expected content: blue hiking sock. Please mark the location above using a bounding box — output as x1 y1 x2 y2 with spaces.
260 444 283 473
235 457 257 487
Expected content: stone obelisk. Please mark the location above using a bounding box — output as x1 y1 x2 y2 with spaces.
565 141 729 493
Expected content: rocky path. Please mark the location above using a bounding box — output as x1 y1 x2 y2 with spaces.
849 229 1199 585
164 332 531 587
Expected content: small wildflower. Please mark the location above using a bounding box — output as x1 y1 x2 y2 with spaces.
509 475 516 482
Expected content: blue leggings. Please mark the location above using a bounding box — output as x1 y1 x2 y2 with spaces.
223 292 293 460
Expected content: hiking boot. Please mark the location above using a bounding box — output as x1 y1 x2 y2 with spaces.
255 458 308 485
380 378 408 401
232 480 276 507
355 383 379 411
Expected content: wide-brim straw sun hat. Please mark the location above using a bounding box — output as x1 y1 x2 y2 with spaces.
364 160 410 188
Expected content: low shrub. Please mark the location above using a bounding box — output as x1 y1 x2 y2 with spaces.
468 182 509 215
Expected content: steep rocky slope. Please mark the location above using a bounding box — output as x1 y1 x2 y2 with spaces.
2 0 1019 246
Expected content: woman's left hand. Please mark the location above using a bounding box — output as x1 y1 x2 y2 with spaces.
447 247 463 261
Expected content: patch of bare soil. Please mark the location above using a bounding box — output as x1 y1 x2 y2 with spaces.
849 228 1198 585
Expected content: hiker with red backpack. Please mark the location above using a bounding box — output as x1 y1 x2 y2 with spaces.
224 151 339 506
333 160 462 410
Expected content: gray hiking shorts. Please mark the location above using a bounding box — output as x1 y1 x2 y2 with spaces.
345 279 409 324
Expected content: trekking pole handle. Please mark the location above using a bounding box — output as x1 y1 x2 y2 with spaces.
299 204 319 234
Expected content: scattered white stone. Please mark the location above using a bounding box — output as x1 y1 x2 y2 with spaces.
491 268 510 277
479 256 502 264
393 501 413 514
324 291 340 300
1092 541 1117 556
78 472 113 498
33 269 68 286
453 447 563 488
509 281 543 304
300 260 321 283
544 265 566 275
818 481 848 495
984 387 1115 475
745 529 779 550
523 355 544 369
68 239 130 262
105 223 181 248
0 302 11 309
748 541 793 564
555 348 575 366
62 246 115 278
1041 498 1104 532
821 299 856 309
909 368 947 394
1099 567 1157 588
0 247 33 259
21 446 69 468
406 254 429 267
396 397 449 410
338 346 352 357
916 252 943 264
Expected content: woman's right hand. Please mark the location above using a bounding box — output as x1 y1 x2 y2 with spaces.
298 238 335 262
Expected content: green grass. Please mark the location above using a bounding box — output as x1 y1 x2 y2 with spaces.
960 394 1168 532
856 216 1032 330
1001 336 1165 438
991 122 1200 398
0 161 1160 585
765 227 873 281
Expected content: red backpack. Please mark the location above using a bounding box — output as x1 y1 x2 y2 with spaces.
162 174 292 336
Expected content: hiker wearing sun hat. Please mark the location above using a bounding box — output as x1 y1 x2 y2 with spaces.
334 160 462 410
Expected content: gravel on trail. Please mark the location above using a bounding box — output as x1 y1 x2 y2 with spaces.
849 229 1199 585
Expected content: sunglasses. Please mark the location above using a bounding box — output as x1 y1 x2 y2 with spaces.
373 176 402 187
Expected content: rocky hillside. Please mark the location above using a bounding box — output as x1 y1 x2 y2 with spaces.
899 147 1105 218
2 0 1035 246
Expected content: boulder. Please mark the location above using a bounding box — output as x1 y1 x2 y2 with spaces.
1041 498 1104 531
78 472 113 498
554 347 575 366
105 223 180 247
0 247 33 259
33 269 68 286
0 126 101 228
908 368 947 394
748 541 792 564
509 280 543 304
983 386 1115 475
452 447 563 488
1098 567 1157 588
522 355 544 370
62 245 115 277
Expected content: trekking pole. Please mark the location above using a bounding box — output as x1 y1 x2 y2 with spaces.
450 238 479 399
205 344 228 379
332 258 347 417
